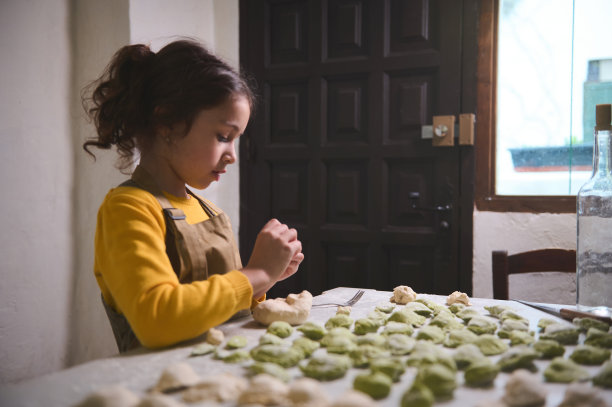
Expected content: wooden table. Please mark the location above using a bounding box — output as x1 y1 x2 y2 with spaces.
1 287 611 406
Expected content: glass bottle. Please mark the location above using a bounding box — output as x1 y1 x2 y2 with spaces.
576 103 612 316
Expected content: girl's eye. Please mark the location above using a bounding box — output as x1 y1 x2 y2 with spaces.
217 134 230 142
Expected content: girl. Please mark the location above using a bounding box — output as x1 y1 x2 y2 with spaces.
83 39 304 352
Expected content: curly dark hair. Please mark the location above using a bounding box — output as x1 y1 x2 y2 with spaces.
82 39 256 171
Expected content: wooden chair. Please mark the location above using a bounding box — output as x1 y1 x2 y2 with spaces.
492 249 576 300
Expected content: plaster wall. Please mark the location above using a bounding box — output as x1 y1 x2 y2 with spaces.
0 0 73 383
472 210 577 304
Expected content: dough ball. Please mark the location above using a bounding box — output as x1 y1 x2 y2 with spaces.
292 337 320 357
237 374 289 406
558 382 610 407
466 316 499 335
390 286 417 304
415 364 457 399
181 373 247 403
533 339 565 359
330 390 377 407
464 359 500 387
297 321 327 340
353 318 382 335
543 357 591 383
226 335 248 349
300 354 352 381
248 362 290 383
369 357 405 382
250 344 305 368
593 360 612 388
74 385 140 407
252 291 313 326
497 346 539 373
400 382 434 407
336 306 352 315
153 363 200 393
287 377 330 407
473 334 509 356
137 394 185 407
267 321 294 338
502 369 547 407
446 291 472 306
206 328 224 345
569 345 611 365
190 342 216 357
353 371 392 400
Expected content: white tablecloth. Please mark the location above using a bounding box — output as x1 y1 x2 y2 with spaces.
1 287 611 406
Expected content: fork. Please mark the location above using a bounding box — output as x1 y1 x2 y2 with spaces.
312 289 366 308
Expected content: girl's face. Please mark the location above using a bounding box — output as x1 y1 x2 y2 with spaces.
165 95 251 192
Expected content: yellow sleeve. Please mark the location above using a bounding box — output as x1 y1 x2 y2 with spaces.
94 187 254 349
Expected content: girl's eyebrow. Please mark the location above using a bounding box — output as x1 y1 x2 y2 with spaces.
222 121 240 131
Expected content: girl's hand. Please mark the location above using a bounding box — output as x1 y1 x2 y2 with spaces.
242 219 302 297
277 250 304 282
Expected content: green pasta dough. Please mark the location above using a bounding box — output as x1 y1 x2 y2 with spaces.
453 344 487 370
497 346 539 372
415 364 457 400
569 344 611 365
325 314 354 329
401 382 435 407
467 316 498 335
543 357 590 383
247 362 290 382
540 323 580 345
572 317 610 333
533 339 565 359
250 344 305 368
497 319 529 338
297 321 327 340
386 334 417 356
382 321 414 336
300 354 352 381
473 334 508 356
353 371 393 400
370 357 405 382
267 321 294 338
443 328 479 348
292 336 320 357
416 325 445 344
593 360 612 388
464 359 500 387
226 335 248 349
585 327 612 349
353 318 382 335
349 344 391 368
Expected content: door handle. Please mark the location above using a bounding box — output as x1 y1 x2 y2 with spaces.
408 192 452 212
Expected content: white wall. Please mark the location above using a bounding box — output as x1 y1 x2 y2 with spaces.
472 210 577 304
0 0 73 383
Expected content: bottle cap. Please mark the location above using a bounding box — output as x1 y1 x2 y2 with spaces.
595 104 611 131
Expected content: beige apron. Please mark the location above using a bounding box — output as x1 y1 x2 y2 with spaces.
102 166 248 352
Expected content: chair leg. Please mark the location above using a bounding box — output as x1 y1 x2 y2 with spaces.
492 250 510 300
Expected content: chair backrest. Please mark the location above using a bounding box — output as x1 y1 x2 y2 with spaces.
492 249 576 300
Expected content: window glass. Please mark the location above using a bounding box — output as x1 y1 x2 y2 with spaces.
496 0 612 196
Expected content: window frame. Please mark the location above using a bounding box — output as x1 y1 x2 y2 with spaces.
475 0 577 213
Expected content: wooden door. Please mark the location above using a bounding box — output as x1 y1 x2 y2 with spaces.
239 0 477 297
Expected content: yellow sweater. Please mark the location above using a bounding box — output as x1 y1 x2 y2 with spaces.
94 186 254 348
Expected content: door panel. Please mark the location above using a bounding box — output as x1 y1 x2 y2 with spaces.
240 0 475 298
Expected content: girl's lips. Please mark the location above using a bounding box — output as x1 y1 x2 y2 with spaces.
212 170 226 181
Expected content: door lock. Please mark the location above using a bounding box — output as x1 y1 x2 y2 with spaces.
408 192 452 212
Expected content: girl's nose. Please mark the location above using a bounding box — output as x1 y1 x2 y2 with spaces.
224 144 237 164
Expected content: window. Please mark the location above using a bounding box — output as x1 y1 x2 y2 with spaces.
476 0 612 212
